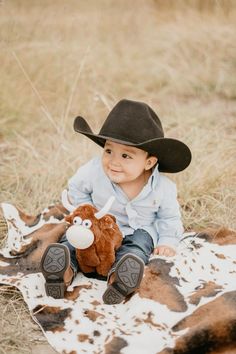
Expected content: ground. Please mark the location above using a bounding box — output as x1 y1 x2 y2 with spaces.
0 1 236 353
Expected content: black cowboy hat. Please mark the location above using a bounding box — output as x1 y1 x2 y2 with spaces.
73 99 191 173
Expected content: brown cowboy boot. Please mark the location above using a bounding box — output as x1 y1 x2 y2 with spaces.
41 243 73 299
102 253 144 305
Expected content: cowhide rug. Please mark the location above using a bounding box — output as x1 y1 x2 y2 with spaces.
0 202 235 354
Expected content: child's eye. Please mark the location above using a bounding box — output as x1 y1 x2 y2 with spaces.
105 149 112 154
122 153 131 159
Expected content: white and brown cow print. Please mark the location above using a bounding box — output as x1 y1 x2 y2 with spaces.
0 202 235 354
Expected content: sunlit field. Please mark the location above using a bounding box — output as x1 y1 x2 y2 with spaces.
0 1 236 352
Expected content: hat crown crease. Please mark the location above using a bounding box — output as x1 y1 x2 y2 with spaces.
99 99 164 144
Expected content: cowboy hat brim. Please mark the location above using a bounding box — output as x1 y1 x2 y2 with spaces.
74 116 191 173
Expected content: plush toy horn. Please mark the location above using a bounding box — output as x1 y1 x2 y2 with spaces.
62 189 115 218
94 196 115 219
61 189 76 212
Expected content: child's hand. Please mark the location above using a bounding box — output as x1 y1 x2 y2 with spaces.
153 245 176 257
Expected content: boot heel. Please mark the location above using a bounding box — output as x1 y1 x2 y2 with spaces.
45 282 66 299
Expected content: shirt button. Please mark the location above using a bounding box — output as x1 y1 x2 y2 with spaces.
126 208 137 216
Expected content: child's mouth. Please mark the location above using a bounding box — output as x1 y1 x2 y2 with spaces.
110 169 122 174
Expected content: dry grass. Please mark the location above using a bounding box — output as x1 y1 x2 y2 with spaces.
0 286 49 354
0 0 236 352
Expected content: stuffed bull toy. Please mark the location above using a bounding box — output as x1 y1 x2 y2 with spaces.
62 190 123 277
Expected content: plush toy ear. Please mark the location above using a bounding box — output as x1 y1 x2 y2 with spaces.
107 214 116 223
99 214 116 229
65 214 73 223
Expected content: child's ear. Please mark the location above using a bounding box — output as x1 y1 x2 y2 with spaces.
145 156 158 170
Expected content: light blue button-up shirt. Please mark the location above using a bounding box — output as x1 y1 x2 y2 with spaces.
68 157 184 249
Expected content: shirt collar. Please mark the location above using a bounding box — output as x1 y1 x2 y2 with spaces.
148 163 160 189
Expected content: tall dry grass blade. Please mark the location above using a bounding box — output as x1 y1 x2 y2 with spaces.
13 131 40 160
98 93 112 110
11 51 60 134
64 46 90 127
40 105 61 134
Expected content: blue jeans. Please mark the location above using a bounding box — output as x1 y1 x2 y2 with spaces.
112 228 154 266
60 228 154 280
59 233 79 280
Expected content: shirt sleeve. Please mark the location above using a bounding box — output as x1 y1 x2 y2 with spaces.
67 158 95 206
154 179 184 249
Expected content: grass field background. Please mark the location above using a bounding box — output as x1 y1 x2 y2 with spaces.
0 1 236 353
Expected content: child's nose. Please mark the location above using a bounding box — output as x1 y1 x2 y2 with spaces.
110 156 120 167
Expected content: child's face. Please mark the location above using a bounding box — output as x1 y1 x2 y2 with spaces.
102 140 157 185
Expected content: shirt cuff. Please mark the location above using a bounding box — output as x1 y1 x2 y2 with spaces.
157 236 180 249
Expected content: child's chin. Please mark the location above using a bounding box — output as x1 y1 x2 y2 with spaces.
107 171 121 182
110 177 122 183
109 175 123 183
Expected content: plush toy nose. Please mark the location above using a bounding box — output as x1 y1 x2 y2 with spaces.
66 225 94 249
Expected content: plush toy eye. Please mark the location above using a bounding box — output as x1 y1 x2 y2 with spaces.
82 219 92 228
73 216 82 225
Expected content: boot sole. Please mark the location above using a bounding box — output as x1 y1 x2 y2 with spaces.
41 243 70 299
103 254 144 305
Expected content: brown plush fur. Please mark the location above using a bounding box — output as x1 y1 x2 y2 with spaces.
65 205 123 276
